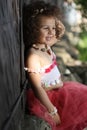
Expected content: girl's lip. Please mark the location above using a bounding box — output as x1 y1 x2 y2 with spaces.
46 36 53 41
46 37 51 41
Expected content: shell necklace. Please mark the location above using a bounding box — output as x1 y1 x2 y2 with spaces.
32 44 52 55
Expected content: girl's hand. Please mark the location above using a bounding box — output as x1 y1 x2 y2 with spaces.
43 81 63 91
48 107 61 125
50 112 61 125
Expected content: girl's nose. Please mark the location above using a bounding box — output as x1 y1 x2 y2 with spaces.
48 28 55 35
48 29 52 34
48 29 53 34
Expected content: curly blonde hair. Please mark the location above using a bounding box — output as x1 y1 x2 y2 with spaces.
23 1 65 48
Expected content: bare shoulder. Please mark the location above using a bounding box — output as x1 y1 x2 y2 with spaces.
25 49 40 70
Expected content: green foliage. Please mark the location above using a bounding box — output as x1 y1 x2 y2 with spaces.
77 47 87 61
75 0 87 32
75 0 87 17
78 32 87 48
76 31 87 61
71 0 87 61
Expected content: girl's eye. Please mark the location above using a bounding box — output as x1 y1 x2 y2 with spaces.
43 27 56 30
53 27 56 30
43 27 48 30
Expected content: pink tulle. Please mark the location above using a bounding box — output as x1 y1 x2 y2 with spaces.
26 81 87 130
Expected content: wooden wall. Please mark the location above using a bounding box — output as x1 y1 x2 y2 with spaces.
0 0 25 130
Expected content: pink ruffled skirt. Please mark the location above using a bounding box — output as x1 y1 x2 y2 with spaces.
26 81 87 130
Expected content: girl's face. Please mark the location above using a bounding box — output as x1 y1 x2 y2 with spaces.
37 16 57 46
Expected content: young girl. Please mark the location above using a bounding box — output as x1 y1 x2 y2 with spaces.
23 1 87 130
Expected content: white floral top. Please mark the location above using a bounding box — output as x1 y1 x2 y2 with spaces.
24 53 62 87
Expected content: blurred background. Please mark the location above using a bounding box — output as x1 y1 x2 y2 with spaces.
0 0 87 130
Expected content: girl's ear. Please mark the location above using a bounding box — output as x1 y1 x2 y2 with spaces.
55 19 65 40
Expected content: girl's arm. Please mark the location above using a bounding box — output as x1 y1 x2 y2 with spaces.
28 72 55 112
28 72 61 125
26 53 61 124
26 54 55 112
